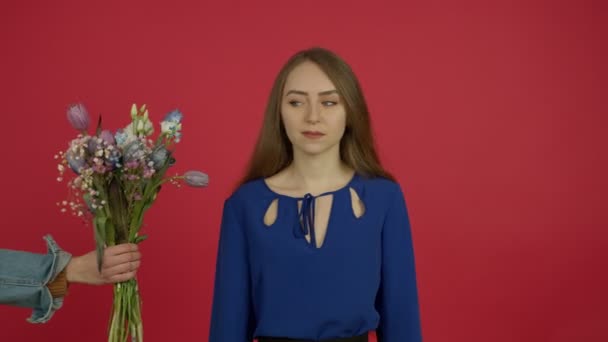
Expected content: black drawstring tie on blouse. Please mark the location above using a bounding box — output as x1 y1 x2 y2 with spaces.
294 193 316 246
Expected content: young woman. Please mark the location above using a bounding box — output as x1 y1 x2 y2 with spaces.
210 47 421 342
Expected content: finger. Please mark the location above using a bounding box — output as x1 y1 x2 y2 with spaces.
106 243 138 256
105 270 137 284
102 251 141 269
105 243 138 257
102 260 141 278
101 260 141 275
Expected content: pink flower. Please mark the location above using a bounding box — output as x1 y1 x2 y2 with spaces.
100 130 115 144
125 160 139 169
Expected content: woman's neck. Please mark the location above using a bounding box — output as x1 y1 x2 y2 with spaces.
286 149 354 194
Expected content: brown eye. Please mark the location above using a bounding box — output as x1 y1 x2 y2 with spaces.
289 100 303 107
322 101 338 107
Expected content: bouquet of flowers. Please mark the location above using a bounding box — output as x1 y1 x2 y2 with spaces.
56 103 208 342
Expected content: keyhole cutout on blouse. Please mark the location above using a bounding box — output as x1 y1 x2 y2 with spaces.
349 187 366 218
263 198 279 227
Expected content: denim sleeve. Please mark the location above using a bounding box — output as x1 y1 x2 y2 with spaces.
0 235 72 323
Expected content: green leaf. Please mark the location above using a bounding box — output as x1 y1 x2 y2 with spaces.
95 114 103 137
105 220 115 246
108 176 129 243
134 235 148 243
93 215 107 273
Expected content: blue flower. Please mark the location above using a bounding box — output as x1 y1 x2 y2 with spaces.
66 152 86 174
161 110 183 143
149 146 170 170
163 110 183 123
107 148 122 169
115 129 128 146
123 140 145 162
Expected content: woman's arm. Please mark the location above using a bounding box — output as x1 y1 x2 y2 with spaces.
375 184 423 342
209 198 255 342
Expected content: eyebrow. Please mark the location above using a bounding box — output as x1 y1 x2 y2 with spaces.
285 90 339 96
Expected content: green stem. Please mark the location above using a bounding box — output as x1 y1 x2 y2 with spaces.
107 280 143 342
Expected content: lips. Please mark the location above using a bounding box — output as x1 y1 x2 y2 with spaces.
302 131 325 138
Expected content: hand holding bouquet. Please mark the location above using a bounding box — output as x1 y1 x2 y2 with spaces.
56 103 208 342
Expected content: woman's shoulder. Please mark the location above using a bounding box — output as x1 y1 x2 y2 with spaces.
225 177 272 204
357 174 403 195
355 175 409 213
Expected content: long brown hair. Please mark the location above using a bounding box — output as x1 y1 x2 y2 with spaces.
238 47 394 186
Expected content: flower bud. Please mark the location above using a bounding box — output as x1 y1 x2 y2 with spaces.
100 130 115 145
67 103 90 131
184 171 209 188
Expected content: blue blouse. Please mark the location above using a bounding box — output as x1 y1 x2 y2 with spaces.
209 174 422 342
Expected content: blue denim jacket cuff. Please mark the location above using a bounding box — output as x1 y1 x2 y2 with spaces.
27 235 72 324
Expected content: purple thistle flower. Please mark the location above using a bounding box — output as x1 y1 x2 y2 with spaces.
67 103 90 131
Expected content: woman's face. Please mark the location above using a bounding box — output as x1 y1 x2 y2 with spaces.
281 61 346 158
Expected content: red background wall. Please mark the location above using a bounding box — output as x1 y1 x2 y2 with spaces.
1 0 606 341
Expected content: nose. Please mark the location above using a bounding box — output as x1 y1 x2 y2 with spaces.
305 103 321 124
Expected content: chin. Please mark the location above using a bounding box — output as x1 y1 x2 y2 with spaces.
294 142 339 157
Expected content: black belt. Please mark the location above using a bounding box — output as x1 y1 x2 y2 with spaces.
258 332 368 342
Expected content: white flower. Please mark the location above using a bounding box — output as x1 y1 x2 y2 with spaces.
115 123 137 147
144 120 153 134
161 121 181 134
